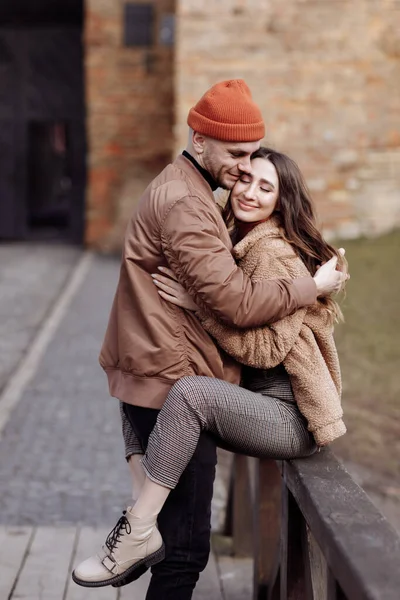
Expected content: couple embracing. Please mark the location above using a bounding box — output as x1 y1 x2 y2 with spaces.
72 79 348 598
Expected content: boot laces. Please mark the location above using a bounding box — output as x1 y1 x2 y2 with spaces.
105 510 132 554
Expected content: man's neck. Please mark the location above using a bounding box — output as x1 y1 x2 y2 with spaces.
182 150 218 191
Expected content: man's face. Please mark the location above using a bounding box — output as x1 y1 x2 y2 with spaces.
200 137 262 190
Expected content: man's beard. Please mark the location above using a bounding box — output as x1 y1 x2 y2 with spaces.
203 153 229 190
217 173 237 191
205 162 233 191
218 179 231 190
202 150 238 191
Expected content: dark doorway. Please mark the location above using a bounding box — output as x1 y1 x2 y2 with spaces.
27 122 72 238
0 1 86 244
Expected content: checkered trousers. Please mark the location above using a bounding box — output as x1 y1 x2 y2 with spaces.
120 364 305 460
141 374 316 490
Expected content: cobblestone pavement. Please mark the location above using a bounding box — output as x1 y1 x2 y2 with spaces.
0 254 132 526
0 244 80 393
0 247 231 529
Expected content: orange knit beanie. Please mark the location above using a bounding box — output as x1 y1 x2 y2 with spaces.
187 79 265 142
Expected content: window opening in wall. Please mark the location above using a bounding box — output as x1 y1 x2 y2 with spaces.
27 121 72 237
159 13 174 46
124 3 154 47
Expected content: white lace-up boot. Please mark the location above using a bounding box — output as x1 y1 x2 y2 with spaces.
72 508 164 588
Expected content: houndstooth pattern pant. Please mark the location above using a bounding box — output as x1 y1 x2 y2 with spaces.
121 372 316 489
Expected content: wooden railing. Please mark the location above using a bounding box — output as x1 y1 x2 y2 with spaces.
229 449 400 600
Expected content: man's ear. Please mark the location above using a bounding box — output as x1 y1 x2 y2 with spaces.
192 131 206 154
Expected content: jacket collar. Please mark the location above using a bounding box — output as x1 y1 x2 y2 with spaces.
174 154 217 202
182 151 218 191
233 215 283 259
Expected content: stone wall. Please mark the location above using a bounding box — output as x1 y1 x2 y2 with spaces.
175 0 400 239
84 0 175 250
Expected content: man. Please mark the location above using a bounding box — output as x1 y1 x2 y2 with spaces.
73 80 344 597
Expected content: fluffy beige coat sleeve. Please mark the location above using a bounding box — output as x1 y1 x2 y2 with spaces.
197 246 307 369
196 222 346 446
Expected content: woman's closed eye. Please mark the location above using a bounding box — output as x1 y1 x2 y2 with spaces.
239 175 252 183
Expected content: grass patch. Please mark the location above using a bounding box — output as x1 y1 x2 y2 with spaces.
332 229 400 482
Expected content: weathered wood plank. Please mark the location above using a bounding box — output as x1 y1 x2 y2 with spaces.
0 526 34 598
12 526 76 599
217 555 253 600
284 448 400 600
65 527 118 600
253 459 281 599
307 526 328 600
193 551 223 600
213 448 234 532
280 486 313 600
232 453 253 556
327 569 347 600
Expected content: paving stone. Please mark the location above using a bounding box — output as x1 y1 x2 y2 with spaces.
0 243 80 392
0 255 131 526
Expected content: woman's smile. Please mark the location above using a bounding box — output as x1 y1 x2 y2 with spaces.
237 199 258 211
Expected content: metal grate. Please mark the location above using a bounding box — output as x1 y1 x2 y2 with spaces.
124 3 154 47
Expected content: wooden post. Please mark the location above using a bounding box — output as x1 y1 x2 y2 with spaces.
280 484 313 600
253 459 282 600
232 453 253 557
327 571 347 600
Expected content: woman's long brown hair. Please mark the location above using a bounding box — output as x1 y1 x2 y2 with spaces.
222 147 347 322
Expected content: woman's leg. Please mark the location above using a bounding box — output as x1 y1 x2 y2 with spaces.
119 402 146 502
141 375 315 491
130 374 315 520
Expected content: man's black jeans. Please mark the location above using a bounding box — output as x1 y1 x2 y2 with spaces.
123 403 217 600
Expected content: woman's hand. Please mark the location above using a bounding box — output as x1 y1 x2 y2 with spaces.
151 267 199 311
313 248 349 296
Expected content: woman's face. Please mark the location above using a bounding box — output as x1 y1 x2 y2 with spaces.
230 157 279 223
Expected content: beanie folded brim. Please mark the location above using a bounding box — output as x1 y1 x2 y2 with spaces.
188 108 265 142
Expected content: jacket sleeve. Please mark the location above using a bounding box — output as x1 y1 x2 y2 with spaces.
196 306 307 369
284 327 346 446
161 197 316 328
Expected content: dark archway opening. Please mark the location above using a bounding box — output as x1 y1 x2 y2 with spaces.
0 1 86 244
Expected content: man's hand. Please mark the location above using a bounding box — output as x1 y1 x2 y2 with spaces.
313 249 348 297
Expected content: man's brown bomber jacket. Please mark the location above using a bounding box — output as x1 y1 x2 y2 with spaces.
99 154 317 409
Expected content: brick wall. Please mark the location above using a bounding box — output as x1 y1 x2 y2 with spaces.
84 0 175 250
175 0 400 239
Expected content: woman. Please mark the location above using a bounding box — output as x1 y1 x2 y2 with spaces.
73 147 347 588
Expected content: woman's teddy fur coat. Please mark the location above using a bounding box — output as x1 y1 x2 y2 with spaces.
197 217 346 446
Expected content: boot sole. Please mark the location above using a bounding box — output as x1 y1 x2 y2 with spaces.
71 543 165 588
111 562 148 588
